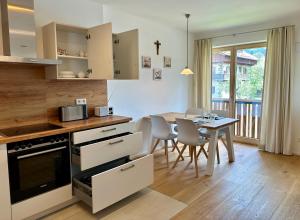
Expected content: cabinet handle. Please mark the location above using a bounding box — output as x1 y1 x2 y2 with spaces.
102 128 116 132
120 164 135 172
109 139 124 145
29 59 38 62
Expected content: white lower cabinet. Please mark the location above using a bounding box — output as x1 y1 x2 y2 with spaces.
73 154 153 213
12 185 72 220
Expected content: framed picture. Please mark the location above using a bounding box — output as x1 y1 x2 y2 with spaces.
163 56 171 68
153 68 162 81
142 56 151 68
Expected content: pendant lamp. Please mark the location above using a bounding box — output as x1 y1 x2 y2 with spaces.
181 13 194 75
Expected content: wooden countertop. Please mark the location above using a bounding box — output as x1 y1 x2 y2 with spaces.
0 115 132 144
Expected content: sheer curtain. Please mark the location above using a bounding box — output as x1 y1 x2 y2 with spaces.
193 39 212 109
260 26 295 155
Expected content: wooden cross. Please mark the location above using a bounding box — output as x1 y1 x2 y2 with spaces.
154 40 161 55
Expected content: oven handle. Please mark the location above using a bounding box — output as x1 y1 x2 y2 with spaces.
17 146 67 160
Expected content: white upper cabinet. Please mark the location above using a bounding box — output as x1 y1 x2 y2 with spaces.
42 22 139 80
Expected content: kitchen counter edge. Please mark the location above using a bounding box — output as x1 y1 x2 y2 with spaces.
0 115 132 144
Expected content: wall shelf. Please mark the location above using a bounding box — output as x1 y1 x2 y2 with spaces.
57 55 88 60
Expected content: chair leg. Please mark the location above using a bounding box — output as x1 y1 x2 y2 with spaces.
202 145 208 159
164 140 168 155
196 146 202 158
172 144 187 168
171 139 184 161
151 139 160 154
196 145 208 159
190 145 194 163
164 140 169 167
171 139 176 152
216 143 220 164
221 136 227 148
193 146 199 178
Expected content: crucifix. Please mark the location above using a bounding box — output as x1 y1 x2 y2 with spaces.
154 40 161 55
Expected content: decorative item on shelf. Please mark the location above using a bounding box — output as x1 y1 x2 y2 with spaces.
154 40 161 55
153 68 162 81
60 71 76 78
180 13 194 75
164 56 171 68
142 56 151 68
57 48 67 55
77 71 86 78
85 69 92 78
79 50 85 57
84 51 88 57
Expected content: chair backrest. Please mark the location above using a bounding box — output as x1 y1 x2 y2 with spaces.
176 118 200 146
211 109 228 117
185 108 203 116
150 115 171 139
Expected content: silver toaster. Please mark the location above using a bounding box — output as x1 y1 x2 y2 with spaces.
59 105 88 122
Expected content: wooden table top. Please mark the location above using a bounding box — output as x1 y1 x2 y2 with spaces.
144 112 239 129
0 115 132 144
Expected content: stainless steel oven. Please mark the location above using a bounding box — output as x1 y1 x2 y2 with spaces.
7 133 71 204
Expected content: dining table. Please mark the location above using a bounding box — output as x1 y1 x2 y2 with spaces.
142 112 239 176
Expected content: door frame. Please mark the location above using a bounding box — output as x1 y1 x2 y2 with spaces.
212 42 267 144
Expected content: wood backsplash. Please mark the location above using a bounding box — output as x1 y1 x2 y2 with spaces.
0 64 107 128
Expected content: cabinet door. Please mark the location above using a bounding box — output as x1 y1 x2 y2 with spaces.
0 144 11 220
42 22 57 59
87 23 113 80
113 29 139 79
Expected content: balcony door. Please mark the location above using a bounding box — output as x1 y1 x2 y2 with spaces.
211 43 267 143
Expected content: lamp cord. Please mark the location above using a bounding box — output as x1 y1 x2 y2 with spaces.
185 14 190 68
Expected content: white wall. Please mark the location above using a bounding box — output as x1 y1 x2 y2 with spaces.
34 0 103 27
196 13 300 155
33 1 193 121
34 0 103 57
103 6 194 121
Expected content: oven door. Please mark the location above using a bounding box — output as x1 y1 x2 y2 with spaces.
8 143 71 204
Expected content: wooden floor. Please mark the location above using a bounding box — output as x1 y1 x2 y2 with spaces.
44 142 300 220
152 142 300 220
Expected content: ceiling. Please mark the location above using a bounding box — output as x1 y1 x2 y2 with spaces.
94 0 300 33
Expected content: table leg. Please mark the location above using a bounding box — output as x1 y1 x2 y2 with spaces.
205 129 219 176
224 126 235 162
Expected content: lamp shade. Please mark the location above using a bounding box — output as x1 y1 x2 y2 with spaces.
180 67 194 75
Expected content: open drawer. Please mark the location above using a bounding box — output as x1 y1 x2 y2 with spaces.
73 154 154 213
72 132 142 171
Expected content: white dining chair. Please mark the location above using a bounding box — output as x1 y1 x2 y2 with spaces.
172 118 208 178
173 107 203 138
150 115 183 167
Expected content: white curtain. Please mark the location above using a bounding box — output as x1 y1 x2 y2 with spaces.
260 26 295 155
193 39 212 109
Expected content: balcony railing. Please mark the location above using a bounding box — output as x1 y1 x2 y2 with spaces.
212 98 262 139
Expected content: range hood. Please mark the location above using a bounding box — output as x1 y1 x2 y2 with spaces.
0 0 59 65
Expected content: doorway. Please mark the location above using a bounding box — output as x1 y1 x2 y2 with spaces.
211 43 267 143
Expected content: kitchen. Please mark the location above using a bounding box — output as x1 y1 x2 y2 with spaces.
0 0 153 219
